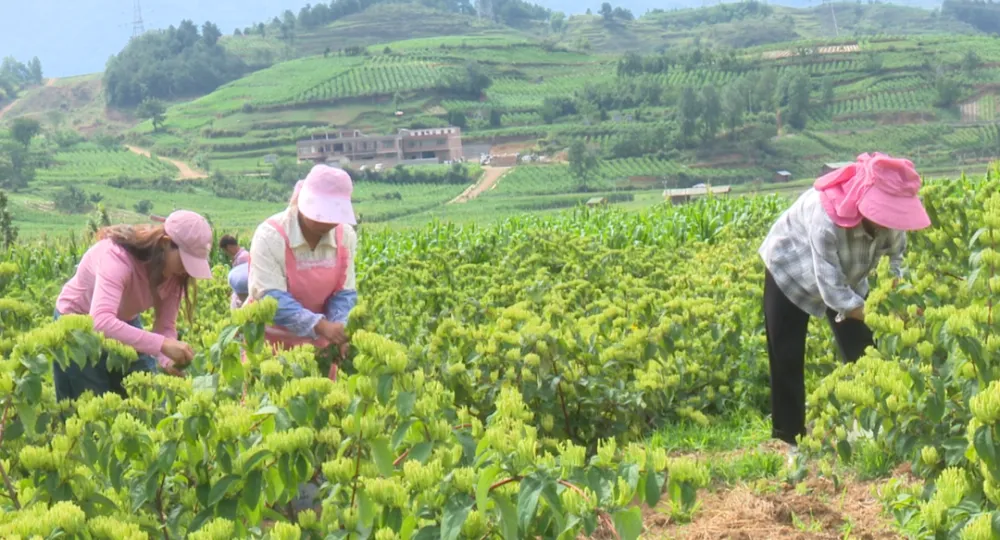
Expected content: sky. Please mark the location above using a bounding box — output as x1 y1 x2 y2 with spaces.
0 0 307 77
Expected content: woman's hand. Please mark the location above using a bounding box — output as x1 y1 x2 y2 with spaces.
161 338 194 366
316 319 348 345
846 307 865 321
162 363 186 377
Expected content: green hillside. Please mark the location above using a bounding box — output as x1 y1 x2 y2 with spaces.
7 1 1000 237
136 31 1000 177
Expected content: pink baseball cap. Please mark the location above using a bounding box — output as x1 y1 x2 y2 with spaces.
164 210 214 279
296 165 356 225
858 155 931 232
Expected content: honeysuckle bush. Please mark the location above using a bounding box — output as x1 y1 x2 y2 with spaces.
13 179 996 537
0 298 704 539
800 174 1000 538
0 197 787 539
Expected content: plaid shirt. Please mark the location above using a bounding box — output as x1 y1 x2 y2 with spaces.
759 189 905 319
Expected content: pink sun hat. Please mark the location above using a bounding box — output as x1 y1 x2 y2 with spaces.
164 210 214 279
295 165 356 225
814 152 931 232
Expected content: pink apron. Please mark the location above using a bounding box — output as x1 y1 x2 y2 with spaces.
245 218 350 380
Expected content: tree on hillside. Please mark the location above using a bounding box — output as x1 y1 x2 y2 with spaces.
934 75 961 108
863 53 884 74
678 87 702 143
447 110 467 129
28 57 43 84
0 190 17 249
104 20 247 107
489 109 502 128
551 12 566 32
600 3 614 20
785 71 811 130
701 86 722 142
137 98 167 132
441 62 492 99
613 7 634 20
821 78 835 106
53 186 92 214
202 22 222 46
568 140 598 189
10 118 41 147
722 84 745 137
754 69 778 113
962 49 982 76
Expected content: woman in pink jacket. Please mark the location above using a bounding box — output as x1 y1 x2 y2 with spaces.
53 210 214 401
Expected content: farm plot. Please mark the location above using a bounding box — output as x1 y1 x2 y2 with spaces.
489 159 768 196
36 147 179 182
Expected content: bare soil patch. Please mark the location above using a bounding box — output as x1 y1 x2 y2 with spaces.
125 145 208 180
448 166 510 203
644 476 899 539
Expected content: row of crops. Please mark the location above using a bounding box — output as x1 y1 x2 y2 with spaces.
295 61 456 103
489 160 770 196
35 149 178 183
2 175 999 538
825 88 938 116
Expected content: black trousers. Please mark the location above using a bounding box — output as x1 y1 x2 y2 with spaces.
763 270 875 445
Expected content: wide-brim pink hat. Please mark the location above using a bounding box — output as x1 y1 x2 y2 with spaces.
164 210 214 279
859 187 931 231
815 152 931 232
296 165 356 225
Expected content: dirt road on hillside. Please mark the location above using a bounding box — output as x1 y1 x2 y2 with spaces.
0 77 58 121
448 166 510 204
126 145 208 180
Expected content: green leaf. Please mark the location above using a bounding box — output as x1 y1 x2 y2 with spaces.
188 507 214 534
441 495 474 540
492 492 519 540
408 441 433 463
377 373 394 404
358 490 376 527
942 437 968 466
241 449 273 475
371 438 394 477
243 470 262 510
399 515 417 540
208 475 240 507
517 474 544 533
391 420 414 450
476 465 500 515
837 439 852 462
976 426 1000 479
288 396 309 425
991 510 1000 535
396 391 416 417
612 507 643 540
644 468 664 507
411 526 440 540
156 441 178 474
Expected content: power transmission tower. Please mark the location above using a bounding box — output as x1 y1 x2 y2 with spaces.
132 0 145 39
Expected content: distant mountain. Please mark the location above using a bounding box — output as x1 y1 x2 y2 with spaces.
1 0 946 78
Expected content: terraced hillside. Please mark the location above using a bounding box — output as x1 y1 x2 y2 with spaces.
134 31 1000 178
8 1 1000 237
